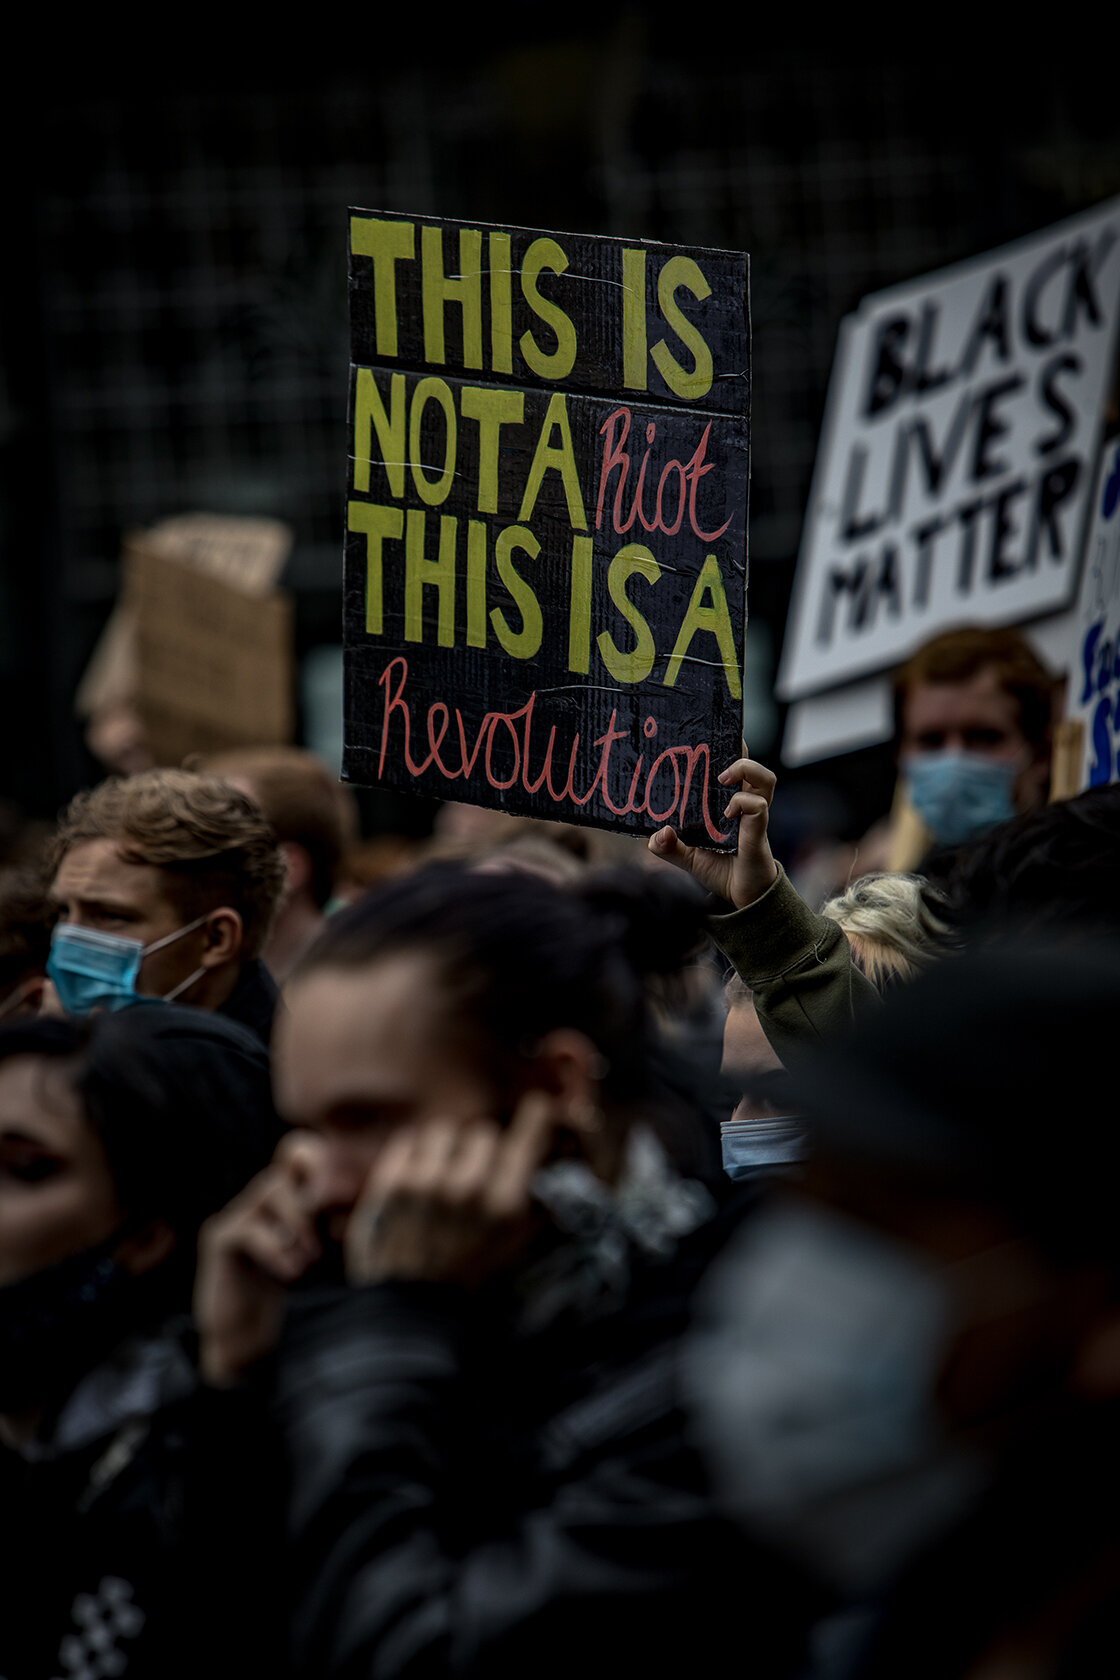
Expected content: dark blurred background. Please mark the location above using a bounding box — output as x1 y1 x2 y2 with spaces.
4 15 1118 845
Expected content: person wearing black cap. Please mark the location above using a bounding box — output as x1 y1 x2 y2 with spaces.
688 937 1120 1679
0 1007 285 1680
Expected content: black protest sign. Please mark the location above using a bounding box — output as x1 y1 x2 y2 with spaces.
342 211 750 845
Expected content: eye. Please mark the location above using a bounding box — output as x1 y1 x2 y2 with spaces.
963 728 1008 750
327 1103 412 1133
1 1154 64 1185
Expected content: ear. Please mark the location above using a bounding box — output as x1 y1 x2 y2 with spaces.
5 976 46 1018
526 1029 605 1135
201 907 243 968
113 1218 177 1279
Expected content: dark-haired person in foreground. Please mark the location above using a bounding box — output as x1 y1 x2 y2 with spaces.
196 865 825 1680
689 938 1120 1679
0 1008 284 1680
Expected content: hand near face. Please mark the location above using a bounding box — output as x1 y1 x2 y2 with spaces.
648 754 779 910
344 1092 558 1289
195 1132 324 1386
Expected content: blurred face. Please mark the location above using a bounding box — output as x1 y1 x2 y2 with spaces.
688 1178 1104 1597
275 953 500 1240
50 838 210 999
0 1054 122 1288
801 1169 1103 1435
899 667 1047 813
722 996 784 1124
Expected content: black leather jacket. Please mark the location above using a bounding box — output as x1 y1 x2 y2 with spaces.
273 1184 824 1680
0 1326 284 1680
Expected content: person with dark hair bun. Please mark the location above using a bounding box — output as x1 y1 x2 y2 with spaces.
0 1008 284 1680
196 863 822 1680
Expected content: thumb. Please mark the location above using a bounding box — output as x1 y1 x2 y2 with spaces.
647 826 695 874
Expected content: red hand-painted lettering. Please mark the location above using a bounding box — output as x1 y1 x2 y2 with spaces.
374 656 729 841
594 407 733 543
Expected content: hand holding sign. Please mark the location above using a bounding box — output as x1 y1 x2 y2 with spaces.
648 752 779 909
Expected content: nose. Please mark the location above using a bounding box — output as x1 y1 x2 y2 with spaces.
315 1131 385 1229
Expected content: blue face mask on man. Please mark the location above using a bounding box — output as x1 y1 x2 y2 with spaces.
46 915 212 1017
905 753 1019 847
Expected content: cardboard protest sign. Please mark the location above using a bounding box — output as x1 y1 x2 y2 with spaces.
124 533 293 767
342 211 750 844
78 516 294 724
1067 435 1120 790
133 513 292 596
780 196 1120 705
75 601 138 721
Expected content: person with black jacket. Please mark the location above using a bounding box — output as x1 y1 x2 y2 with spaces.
0 1007 285 1680
688 938 1120 1680
196 864 825 1680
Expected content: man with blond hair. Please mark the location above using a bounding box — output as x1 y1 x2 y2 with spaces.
47 770 286 1043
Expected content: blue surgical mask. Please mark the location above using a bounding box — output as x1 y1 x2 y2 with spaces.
47 916 211 1017
906 753 1018 846
685 1200 986 1596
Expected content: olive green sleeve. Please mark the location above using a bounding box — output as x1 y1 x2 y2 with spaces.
706 865 880 1066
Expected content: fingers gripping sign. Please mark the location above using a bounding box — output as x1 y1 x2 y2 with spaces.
195 1131 326 1386
647 748 779 910
344 1092 559 1288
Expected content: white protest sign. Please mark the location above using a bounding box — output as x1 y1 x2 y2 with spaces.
1069 436 1120 790
779 197 1120 702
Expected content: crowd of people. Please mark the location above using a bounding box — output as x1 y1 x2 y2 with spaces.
1 624 1118 1680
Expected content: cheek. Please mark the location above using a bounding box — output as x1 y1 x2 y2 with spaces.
136 942 190 997
0 1179 122 1287
1014 756 1049 805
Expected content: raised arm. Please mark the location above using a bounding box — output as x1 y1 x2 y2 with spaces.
649 755 880 1063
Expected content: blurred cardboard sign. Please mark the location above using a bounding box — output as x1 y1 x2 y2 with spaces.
342 210 751 845
78 515 294 725
121 519 294 766
134 513 292 595
74 600 138 720
779 196 1120 707
1067 435 1120 789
